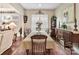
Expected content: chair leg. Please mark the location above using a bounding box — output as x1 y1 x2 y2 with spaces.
64 47 72 55
44 52 45 55
26 49 29 55
46 49 50 55
71 48 72 55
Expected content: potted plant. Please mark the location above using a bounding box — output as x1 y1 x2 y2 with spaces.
61 22 67 29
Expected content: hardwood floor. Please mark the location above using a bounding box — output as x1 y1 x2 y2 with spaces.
1 37 78 55
1 37 23 55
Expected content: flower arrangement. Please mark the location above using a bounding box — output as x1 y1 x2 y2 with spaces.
61 23 67 29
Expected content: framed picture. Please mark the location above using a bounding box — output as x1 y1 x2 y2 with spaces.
24 16 27 23
64 11 69 23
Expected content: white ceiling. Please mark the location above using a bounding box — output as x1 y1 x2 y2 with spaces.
21 3 60 10
0 3 12 8
0 4 15 12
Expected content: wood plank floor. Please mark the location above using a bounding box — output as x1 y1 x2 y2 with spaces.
1 37 78 55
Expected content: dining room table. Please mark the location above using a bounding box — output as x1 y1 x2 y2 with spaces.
12 31 66 55
22 31 61 51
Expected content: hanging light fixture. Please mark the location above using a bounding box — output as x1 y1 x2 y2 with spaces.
36 10 43 33
35 10 44 15
38 10 42 14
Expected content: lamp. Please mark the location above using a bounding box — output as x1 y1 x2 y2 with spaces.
9 22 16 30
74 3 78 31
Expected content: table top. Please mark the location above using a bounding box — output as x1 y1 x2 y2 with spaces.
23 32 53 42
12 32 66 55
22 32 59 50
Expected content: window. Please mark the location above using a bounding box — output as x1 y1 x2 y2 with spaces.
31 14 48 32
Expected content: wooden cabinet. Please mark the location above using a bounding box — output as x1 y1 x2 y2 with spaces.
50 16 57 39
56 29 79 45
72 34 79 43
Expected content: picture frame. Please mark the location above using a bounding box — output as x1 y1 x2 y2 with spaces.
24 16 27 23
64 11 69 23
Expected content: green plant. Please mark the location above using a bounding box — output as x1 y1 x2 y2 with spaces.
61 23 67 29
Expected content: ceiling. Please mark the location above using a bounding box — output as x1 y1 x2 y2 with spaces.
0 3 61 13
0 3 12 8
0 4 15 12
21 3 60 10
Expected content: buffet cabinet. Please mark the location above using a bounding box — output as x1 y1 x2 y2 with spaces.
72 34 79 43
55 29 79 46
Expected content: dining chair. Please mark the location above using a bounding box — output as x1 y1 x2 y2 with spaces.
56 29 63 42
31 35 47 55
63 31 73 54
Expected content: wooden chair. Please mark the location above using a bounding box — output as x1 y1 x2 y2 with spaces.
55 28 58 41
56 29 63 42
24 28 31 38
63 31 73 54
31 35 47 55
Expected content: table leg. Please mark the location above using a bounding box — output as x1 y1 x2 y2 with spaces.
26 49 29 55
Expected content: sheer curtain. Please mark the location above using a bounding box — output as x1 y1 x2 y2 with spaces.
31 14 48 32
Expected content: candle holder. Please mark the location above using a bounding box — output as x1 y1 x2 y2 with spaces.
74 3 78 31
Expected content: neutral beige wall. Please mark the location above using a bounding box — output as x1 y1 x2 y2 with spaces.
56 3 74 21
55 3 75 30
10 3 24 15
76 4 79 20
55 3 79 30
76 4 79 29
24 10 54 32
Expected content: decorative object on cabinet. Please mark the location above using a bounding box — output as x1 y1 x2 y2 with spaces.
74 3 78 31
61 22 67 29
50 16 57 39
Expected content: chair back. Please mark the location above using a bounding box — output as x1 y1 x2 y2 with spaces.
31 35 47 55
57 29 63 40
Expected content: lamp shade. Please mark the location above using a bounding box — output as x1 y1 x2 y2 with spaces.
9 22 16 29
